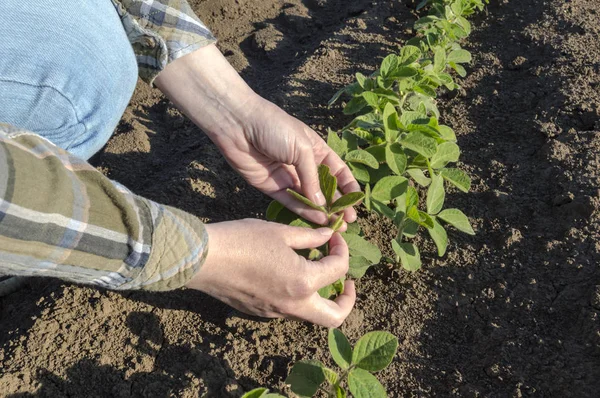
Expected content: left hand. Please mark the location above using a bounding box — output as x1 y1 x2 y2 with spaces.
214 96 360 225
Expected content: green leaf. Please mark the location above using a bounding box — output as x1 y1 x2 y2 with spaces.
371 176 408 204
433 46 447 72
430 142 460 169
392 241 422 271
287 189 326 212
290 218 317 229
318 164 338 206
352 331 398 372
438 208 475 235
266 201 284 221
380 54 399 78
348 368 387 398
414 83 437 98
406 168 431 187
383 103 399 143
449 61 467 77
286 360 325 397
318 284 337 299
440 168 471 192
346 149 380 169
364 183 372 211
323 367 339 385
328 328 353 369
361 91 379 109
328 87 346 108
341 233 382 264
342 130 358 152
348 256 372 279
334 385 347 398
349 162 370 184
355 72 367 88
400 132 438 158
407 206 434 229
448 49 472 64
385 143 407 176
406 186 419 209
344 96 367 115
418 210 435 229
308 248 324 261
371 199 395 221
364 144 386 163
402 219 419 238
241 388 268 398
428 218 448 256
330 215 345 232
330 192 365 214
333 278 345 295
399 45 422 65
345 221 361 235
426 174 445 215
327 129 346 157
389 66 418 79
438 125 457 141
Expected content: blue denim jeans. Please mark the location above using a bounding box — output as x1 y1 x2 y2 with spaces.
0 1 138 160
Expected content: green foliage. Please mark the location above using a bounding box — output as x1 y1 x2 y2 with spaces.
268 165 379 298
284 329 398 398
241 388 286 398
326 0 484 271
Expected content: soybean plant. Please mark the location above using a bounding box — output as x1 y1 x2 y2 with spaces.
243 329 399 398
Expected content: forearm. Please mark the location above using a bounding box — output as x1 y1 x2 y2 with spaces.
0 125 207 291
154 44 260 144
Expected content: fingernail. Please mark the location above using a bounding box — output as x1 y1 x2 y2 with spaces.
314 192 326 206
317 227 333 236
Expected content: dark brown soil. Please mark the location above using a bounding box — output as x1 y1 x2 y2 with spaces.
1 0 599 396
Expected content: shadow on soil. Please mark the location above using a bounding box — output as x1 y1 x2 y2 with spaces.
7 311 245 397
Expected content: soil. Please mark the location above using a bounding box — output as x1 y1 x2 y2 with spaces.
1 0 599 396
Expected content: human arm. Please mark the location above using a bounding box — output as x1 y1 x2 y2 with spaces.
0 126 355 326
0 125 206 291
154 44 361 225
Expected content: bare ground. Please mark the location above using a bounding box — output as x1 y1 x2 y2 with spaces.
1 0 599 396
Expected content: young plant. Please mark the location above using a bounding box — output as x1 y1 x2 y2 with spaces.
266 165 381 298
326 0 484 271
285 329 398 398
241 329 398 398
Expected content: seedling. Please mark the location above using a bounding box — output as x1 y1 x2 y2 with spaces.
267 165 381 298
243 329 398 398
326 0 483 271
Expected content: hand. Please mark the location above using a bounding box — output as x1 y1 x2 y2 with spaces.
155 45 361 225
218 96 361 226
186 219 356 327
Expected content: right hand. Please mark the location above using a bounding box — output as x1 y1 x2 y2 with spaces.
186 219 356 327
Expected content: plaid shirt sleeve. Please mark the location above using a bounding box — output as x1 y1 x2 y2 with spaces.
111 0 217 85
0 124 208 291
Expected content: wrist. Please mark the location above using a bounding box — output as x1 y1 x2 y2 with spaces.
154 44 261 141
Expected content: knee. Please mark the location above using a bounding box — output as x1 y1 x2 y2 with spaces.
0 0 139 159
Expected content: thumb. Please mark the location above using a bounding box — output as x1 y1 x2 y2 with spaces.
294 131 325 206
283 225 333 250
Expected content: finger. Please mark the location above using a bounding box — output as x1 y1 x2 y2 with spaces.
304 280 356 327
282 225 333 250
294 135 326 206
271 190 329 225
309 233 349 288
